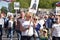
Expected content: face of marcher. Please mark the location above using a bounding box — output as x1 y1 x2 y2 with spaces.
44 15 48 19
25 13 32 21
34 18 38 23
48 15 52 18
21 12 25 18
1 13 6 18
56 15 60 23
26 15 31 20
52 15 55 18
9 16 14 21
33 16 38 22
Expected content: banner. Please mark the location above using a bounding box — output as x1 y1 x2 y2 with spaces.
29 0 39 14
56 2 60 15
14 2 20 10
56 7 60 15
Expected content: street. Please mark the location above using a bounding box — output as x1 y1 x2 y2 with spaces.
2 31 18 40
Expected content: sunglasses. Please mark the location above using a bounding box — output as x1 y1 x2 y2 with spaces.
34 18 37 20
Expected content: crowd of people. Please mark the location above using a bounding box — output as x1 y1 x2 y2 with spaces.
0 10 60 40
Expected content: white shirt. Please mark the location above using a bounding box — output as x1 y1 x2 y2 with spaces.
38 19 45 29
21 20 33 36
52 23 60 37
8 20 13 28
0 18 4 28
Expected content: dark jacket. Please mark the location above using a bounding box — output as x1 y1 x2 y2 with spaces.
45 18 53 28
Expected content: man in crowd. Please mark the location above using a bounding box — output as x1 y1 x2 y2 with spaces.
0 13 4 40
1 12 9 35
52 13 60 40
15 11 25 40
45 14 55 40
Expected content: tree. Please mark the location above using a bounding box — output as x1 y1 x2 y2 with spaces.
8 0 60 13
15 0 60 8
52 0 60 8
16 0 31 8
1 7 8 14
39 0 60 8
8 2 15 13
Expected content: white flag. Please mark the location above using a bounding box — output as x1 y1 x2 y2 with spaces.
29 0 39 14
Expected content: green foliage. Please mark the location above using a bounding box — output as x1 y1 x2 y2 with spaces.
8 0 60 13
8 2 15 13
16 0 31 8
52 0 60 8
1 7 8 14
15 0 60 8
39 0 60 8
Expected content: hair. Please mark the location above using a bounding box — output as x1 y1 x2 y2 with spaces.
8 15 14 20
25 12 33 17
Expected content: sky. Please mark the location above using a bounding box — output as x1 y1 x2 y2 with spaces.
0 1 9 9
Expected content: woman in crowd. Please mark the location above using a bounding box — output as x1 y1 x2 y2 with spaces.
33 15 41 40
8 15 14 40
20 12 34 40
52 14 60 40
